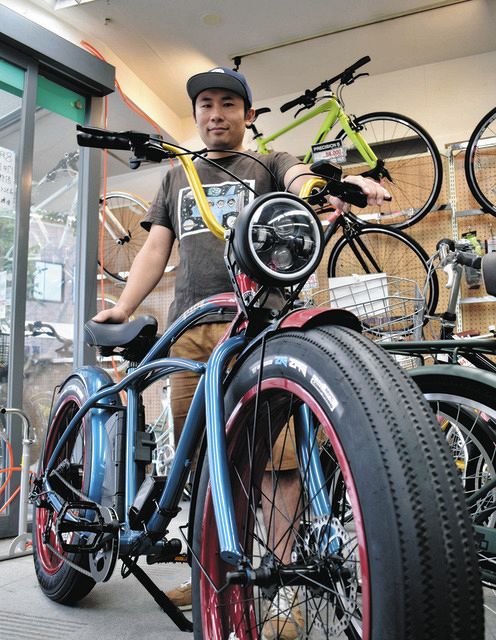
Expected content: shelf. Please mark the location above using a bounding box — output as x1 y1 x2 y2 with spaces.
460 295 496 304
455 208 489 218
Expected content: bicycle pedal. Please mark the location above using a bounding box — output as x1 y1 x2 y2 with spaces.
146 538 183 564
56 500 119 553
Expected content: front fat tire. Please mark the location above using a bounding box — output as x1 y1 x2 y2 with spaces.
32 376 96 604
192 326 483 640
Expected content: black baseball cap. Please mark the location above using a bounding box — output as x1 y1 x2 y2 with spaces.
187 67 253 108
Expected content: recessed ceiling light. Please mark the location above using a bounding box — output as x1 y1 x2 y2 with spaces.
202 14 222 26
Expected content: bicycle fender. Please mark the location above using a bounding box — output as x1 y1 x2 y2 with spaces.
231 308 361 371
409 364 496 387
278 308 362 332
61 366 121 502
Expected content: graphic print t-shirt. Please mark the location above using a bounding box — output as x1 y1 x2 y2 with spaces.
142 151 300 325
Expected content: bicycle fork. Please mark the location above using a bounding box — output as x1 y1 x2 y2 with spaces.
205 337 336 587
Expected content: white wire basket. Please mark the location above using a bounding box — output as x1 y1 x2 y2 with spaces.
308 274 425 368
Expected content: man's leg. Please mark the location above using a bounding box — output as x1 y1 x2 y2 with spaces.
165 322 228 609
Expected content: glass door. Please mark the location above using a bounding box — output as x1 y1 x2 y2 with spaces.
0 57 26 536
25 80 86 466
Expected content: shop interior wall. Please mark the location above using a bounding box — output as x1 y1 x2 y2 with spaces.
106 48 496 328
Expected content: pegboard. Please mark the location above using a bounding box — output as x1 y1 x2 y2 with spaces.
308 146 496 337
101 145 496 426
433 143 496 335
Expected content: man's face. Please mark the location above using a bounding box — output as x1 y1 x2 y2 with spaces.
194 88 254 152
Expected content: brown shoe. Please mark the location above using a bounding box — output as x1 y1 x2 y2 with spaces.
165 578 192 611
262 586 304 639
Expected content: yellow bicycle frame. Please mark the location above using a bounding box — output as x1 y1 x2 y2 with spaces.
161 141 321 235
161 142 226 240
255 96 379 167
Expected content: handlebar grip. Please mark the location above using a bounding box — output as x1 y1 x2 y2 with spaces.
77 131 131 151
456 252 482 269
280 96 303 113
348 55 371 73
333 181 368 208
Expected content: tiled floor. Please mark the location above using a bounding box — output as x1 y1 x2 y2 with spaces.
0 503 193 640
1 520 495 639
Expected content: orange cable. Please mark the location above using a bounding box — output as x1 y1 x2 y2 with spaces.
0 437 14 495
80 40 171 389
0 486 20 513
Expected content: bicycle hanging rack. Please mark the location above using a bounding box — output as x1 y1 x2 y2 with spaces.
0 407 34 561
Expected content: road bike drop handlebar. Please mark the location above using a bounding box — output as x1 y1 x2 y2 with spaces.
280 55 371 113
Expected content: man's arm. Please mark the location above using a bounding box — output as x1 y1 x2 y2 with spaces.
93 224 174 323
283 162 391 210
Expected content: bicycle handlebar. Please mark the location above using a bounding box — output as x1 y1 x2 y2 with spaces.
456 252 482 269
77 125 151 151
280 56 371 113
436 238 482 269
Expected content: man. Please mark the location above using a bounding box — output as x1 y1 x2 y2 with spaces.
94 66 389 638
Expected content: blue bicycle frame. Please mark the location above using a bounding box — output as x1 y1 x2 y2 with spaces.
43 293 333 563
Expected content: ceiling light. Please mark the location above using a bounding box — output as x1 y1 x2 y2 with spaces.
53 0 98 9
202 14 222 26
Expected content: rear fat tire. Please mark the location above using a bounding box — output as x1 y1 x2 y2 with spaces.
32 376 96 604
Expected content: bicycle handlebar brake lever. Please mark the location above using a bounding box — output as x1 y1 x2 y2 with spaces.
345 72 369 86
443 263 456 289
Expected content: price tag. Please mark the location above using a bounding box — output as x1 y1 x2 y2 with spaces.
311 139 347 164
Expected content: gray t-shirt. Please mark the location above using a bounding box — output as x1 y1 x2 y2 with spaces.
142 150 301 325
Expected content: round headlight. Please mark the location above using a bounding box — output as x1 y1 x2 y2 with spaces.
232 193 324 286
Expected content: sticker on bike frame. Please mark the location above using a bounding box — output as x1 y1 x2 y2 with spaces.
311 139 347 164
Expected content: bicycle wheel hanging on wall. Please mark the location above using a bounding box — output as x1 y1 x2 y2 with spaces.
336 112 443 229
464 106 496 216
327 223 439 316
98 192 149 283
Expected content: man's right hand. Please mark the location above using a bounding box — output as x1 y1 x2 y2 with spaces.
92 304 130 324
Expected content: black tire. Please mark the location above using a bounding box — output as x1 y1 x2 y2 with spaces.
464 106 496 216
327 222 439 316
32 376 96 603
98 191 149 283
192 325 482 639
336 112 443 229
410 366 496 614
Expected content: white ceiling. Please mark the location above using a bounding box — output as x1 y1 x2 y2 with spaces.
23 0 496 122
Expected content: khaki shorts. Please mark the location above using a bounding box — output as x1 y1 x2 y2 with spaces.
169 323 298 471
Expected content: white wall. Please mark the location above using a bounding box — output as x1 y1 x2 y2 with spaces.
206 49 496 160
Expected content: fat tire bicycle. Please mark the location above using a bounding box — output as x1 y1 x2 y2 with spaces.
465 105 496 216
30 126 483 639
379 252 496 637
250 56 443 230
